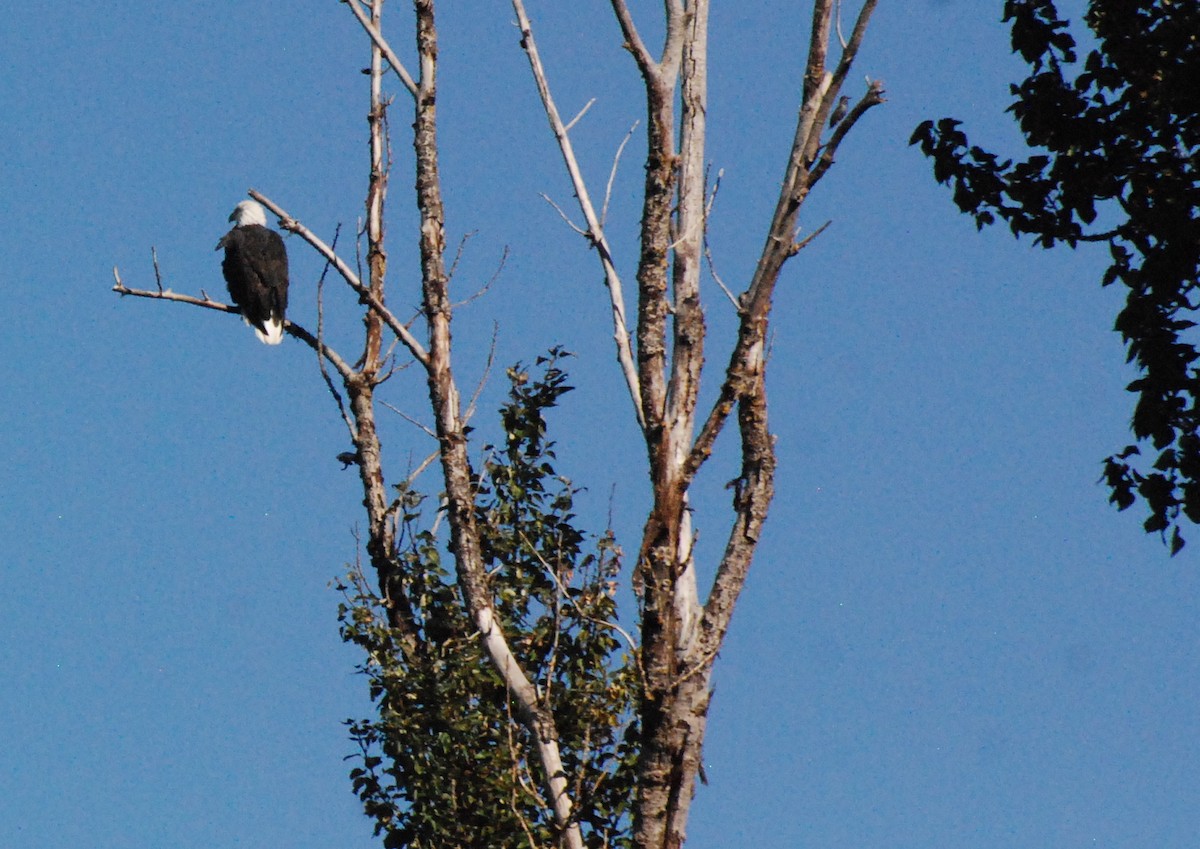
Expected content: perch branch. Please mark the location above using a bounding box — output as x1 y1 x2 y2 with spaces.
112 267 356 380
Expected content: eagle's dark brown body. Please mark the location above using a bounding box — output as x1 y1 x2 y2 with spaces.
216 203 289 345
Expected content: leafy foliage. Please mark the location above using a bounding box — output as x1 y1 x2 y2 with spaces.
338 349 639 847
910 0 1200 552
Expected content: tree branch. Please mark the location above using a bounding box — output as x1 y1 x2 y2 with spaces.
665 0 709 466
697 366 775 662
608 0 656 73
603 120 639 226
316 234 358 436
111 267 357 380
512 0 646 431
343 0 419 98
684 0 880 485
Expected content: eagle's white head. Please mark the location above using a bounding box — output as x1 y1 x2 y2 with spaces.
229 200 268 228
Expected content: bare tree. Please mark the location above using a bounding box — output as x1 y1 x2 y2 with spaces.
113 2 882 847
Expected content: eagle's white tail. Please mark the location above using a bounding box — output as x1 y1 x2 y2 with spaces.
255 319 284 345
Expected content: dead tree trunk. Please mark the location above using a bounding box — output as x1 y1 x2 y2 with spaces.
515 2 882 847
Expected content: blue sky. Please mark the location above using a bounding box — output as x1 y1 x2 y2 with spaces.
3 1 1197 847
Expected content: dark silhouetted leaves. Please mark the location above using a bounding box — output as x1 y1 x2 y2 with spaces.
913 0 1200 553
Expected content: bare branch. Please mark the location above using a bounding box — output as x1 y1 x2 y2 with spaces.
833 1 879 88
462 324 498 428
804 1 836 105
704 165 724 219
113 267 228 312
697 369 775 663
664 0 710 474
791 219 832 254
539 193 588 238
278 324 358 381
112 268 357 380
343 0 419 98
512 0 645 430
685 1 880 487
602 121 639 226
402 449 440 489
703 235 738 310
151 247 163 293
380 400 438 439
362 17 390 378
809 79 886 186
446 229 476 282
563 97 595 133
701 167 739 307
413 4 582 845
607 0 656 73
251 191 365 288
316 229 357 436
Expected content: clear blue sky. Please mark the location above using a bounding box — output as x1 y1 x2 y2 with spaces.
3 1 1196 847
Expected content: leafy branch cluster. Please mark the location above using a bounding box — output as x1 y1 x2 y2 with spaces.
911 0 1200 551
338 352 638 849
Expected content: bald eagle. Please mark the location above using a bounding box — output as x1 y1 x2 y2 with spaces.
216 200 289 345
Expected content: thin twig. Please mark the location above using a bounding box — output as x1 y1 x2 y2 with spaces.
380 400 438 439
462 325 498 427
317 224 356 435
602 121 639 226
539 193 588 238
374 335 405 383
113 268 226 311
404 449 440 487
453 246 509 309
518 529 641 656
704 165 724 219
790 219 832 254
564 97 596 133
151 248 163 293
702 235 738 310
447 230 476 281
383 447 443 528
